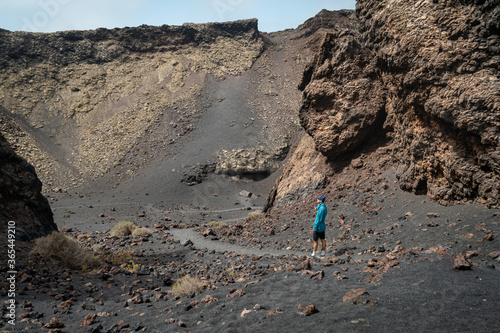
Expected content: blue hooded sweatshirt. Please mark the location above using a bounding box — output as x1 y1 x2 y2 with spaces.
313 202 327 232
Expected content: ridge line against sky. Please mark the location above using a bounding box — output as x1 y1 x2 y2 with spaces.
0 0 356 33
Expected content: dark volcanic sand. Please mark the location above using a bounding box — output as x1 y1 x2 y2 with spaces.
2 32 499 333
4 145 499 333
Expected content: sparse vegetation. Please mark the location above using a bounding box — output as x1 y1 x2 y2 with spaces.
171 274 205 298
248 210 263 220
99 248 135 266
110 221 136 236
131 227 153 238
121 261 140 273
207 220 227 229
30 231 100 270
224 268 236 277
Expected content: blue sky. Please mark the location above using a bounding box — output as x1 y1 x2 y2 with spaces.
0 0 356 33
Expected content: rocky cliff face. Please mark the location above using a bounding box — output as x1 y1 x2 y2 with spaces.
0 20 264 189
273 0 499 209
0 20 261 69
0 133 56 241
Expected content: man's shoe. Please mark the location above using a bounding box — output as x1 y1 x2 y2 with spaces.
311 251 316 257
320 251 326 256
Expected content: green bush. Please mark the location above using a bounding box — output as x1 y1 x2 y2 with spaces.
30 232 100 270
110 221 136 236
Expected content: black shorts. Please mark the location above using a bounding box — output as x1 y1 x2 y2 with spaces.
313 231 325 241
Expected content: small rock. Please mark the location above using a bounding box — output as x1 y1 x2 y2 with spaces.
342 289 369 303
263 309 282 319
254 304 265 310
228 289 245 298
239 190 252 197
453 253 472 270
82 302 96 311
80 313 97 327
202 229 216 237
240 308 253 318
488 251 500 259
134 323 145 331
45 317 64 328
297 304 319 316
351 158 364 169
201 295 218 304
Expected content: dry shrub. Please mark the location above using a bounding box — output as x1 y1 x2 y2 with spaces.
206 221 227 229
248 209 263 220
131 227 153 238
110 221 135 236
30 232 100 269
172 275 204 298
98 248 134 266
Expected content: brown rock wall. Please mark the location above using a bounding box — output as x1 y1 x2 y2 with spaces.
293 1 500 208
264 134 331 210
0 133 56 241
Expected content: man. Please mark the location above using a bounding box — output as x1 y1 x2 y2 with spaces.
311 195 327 257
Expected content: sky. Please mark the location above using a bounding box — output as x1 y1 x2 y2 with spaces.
0 0 356 33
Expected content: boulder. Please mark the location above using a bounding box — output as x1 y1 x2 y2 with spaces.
215 143 288 179
0 133 56 241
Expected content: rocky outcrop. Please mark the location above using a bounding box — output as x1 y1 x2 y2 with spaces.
216 143 289 179
298 29 387 160
286 1 500 208
181 163 217 186
0 133 56 241
293 9 355 39
264 134 331 211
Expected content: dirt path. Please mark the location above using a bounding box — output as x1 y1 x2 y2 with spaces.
167 227 305 257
